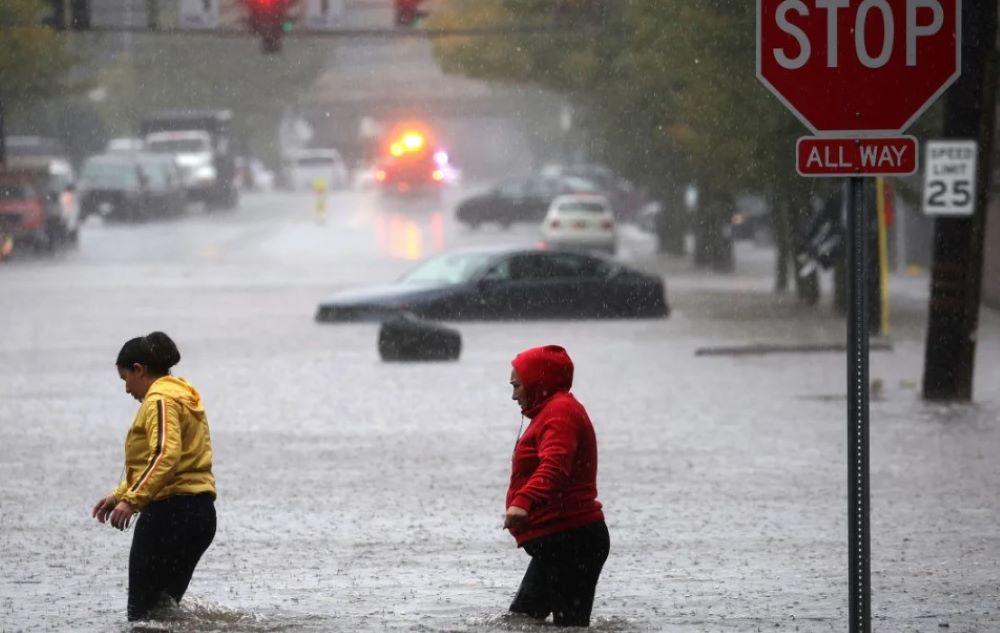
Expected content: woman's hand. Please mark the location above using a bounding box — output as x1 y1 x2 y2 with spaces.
108 501 136 531
503 505 529 531
91 495 117 524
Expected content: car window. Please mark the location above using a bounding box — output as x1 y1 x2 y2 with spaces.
0 182 36 200
296 157 336 167
556 201 609 214
487 253 606 281
497 179 524 197
137 162 167 190
493 253 614 280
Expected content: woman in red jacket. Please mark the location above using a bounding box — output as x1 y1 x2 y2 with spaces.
504 345 610 627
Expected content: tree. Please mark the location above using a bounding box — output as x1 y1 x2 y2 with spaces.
0 0 78 108
431 0 818 280
0 0 80 161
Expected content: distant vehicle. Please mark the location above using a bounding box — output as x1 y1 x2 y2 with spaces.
78 153 184 221
140 110 238 209
0 171 49 250
373 127 448 196
145 130 218 203
730 194 771 241
315 245 668 322
236 157 274 192
106 137 146 153
4 157 81 246
133 152 187 218
541 194 617 254
541 163 645 221
455 175 599 229
283 148 350 191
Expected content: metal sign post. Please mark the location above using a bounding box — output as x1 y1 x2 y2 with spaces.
756 3 962 630
846 177 871 633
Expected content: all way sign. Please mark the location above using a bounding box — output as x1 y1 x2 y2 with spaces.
797 137 918 177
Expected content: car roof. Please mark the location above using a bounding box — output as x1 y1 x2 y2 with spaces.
442 243 616 264
146 130 211 141
551 193 611 205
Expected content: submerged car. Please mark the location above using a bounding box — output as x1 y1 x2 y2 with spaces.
315 246 669 322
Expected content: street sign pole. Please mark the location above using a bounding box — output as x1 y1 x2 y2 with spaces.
756 3 960 628
846 177 871 633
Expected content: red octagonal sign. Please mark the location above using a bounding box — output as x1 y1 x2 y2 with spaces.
757 0 961 135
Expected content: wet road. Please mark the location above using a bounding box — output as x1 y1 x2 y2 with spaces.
1 187 998 632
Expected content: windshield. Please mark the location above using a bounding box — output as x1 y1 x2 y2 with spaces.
295 157 335 167
400 251 494 284
147 139 209 153
81 161 138 188
556 201 608 214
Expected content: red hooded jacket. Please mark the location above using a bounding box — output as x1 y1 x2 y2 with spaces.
506 345 605 546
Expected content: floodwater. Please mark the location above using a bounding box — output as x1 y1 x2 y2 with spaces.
2 190 998 631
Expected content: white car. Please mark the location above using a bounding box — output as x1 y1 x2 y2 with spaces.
145 130 217 197
541 194 617 254
284 149 350 191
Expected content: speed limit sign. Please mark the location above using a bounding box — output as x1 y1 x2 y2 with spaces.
923 140 978 216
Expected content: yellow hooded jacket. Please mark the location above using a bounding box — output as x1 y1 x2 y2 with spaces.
112 376 216 509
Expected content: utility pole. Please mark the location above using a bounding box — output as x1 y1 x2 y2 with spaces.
922 2 999 401
0 96 6 167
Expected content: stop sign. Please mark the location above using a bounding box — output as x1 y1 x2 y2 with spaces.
757 0 961 135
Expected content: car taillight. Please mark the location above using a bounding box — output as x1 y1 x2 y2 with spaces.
549 219 561 229
431 169 445 182
375 170 387 182
601 219 614 230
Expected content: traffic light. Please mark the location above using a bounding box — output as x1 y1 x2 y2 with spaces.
394 0 428 27
43 0 91 31
244 0 295 53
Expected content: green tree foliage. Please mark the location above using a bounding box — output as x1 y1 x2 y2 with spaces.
0 0 78 109
432 0 821 276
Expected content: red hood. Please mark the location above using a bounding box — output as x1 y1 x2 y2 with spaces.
511 345 574 417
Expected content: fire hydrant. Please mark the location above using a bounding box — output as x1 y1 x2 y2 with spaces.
313 177 328 225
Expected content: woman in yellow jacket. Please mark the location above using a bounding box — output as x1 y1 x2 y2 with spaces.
91 331 216 621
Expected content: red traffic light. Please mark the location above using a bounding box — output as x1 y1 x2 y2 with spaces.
244 0 295 53
394 0 428 27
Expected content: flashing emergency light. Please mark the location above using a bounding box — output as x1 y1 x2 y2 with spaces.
401 132 425 151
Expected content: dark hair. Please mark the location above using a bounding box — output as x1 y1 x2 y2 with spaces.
116 331 181 375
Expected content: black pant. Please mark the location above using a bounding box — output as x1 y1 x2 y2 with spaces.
128 493 216 621
509 520 610 627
